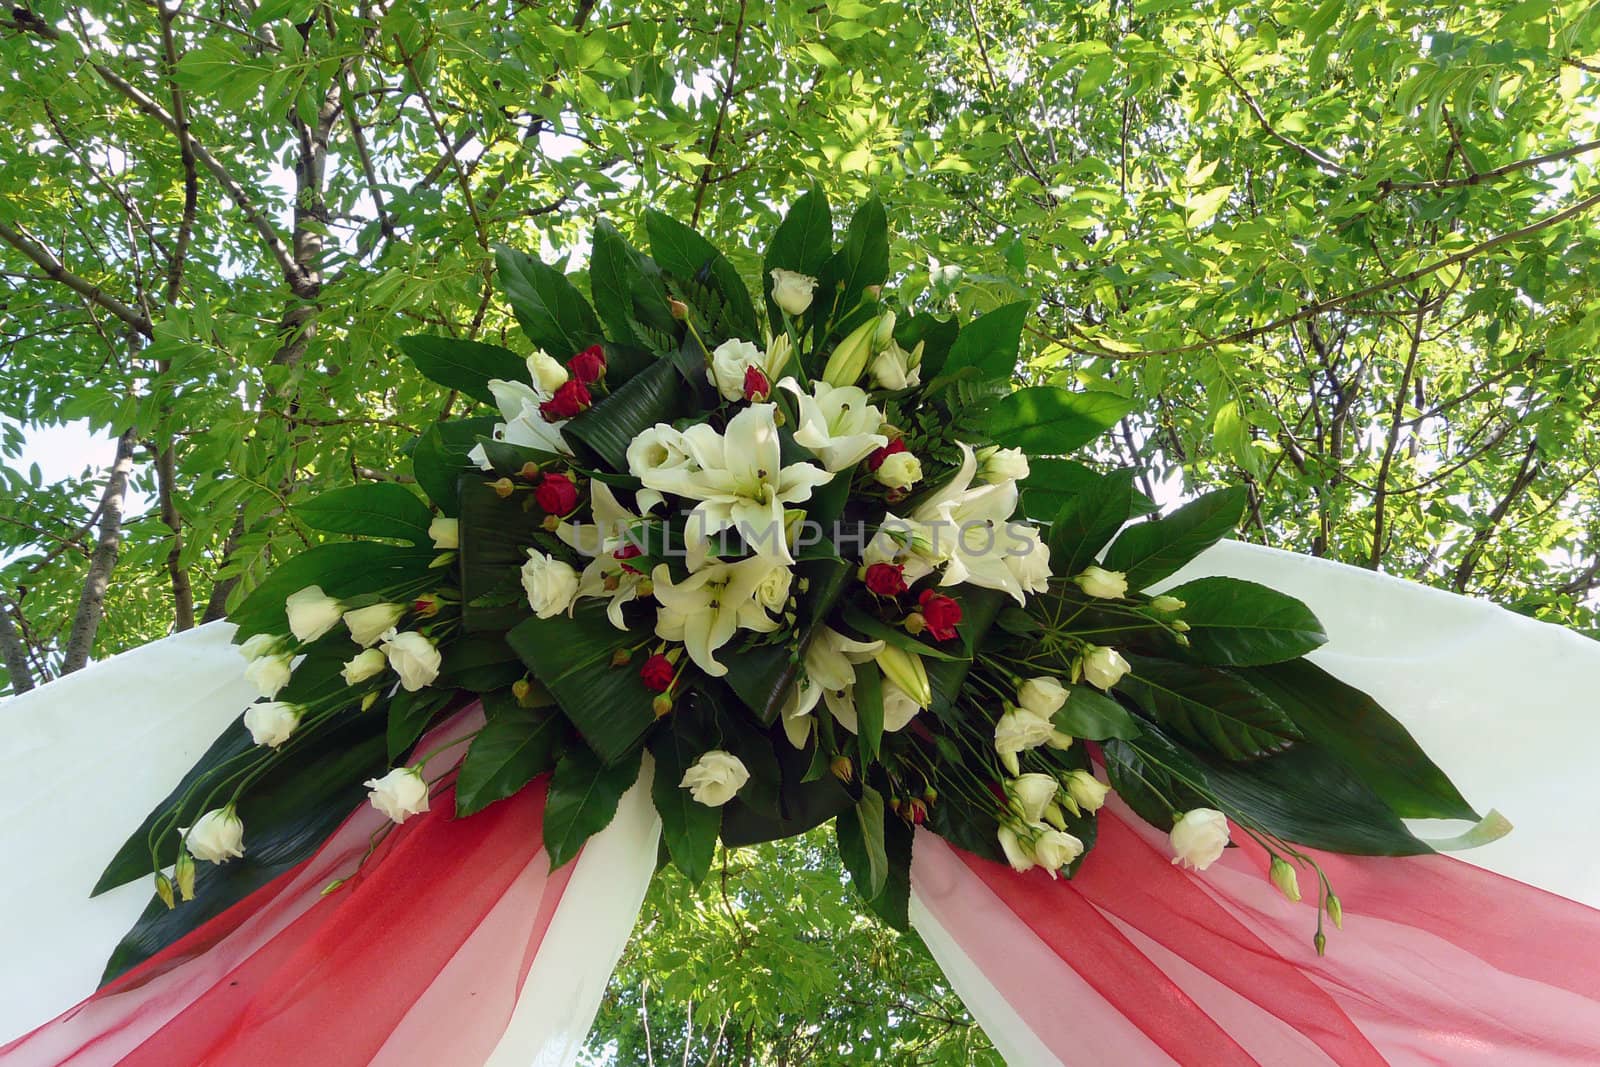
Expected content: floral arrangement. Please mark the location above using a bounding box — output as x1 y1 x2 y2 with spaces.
92 189 1483 979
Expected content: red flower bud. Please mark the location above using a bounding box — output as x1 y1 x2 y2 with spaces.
534 471 578 515
613 541 644 574
867 438 907 472
916 588 963 641
743 365 771 402
864 561 908 596
904 797 928 825
539 379 592 421
640 653 675 692
568 344 607 384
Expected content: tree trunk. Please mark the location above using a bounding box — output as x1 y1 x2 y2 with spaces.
61 429 137 673
0 596 35 693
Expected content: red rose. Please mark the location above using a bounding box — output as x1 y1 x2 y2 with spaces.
539 379 592 421
917 588 963 641
567 344 606 384
639 653 675 692
864 561 907 596
534 472 578 515
867 438 907 472
743 365 771 402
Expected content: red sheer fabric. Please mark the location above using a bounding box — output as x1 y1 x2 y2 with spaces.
1 709 573 1067
911 799 1600 1066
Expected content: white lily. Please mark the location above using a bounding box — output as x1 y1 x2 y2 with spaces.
482 378 571 456
780 626 884 747
556 482 658 629
828 679 924 736
651 557 791 676
777 378 888 472
913 442 1029 604
633 404 832 564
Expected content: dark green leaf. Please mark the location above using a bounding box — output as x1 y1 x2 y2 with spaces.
1054 685 1142 740
590 219 677 350
982 386 1135 454
1160 576 1328 666
836 788 911 930
292 482 434 545
643 211 759 339
455 705 563 816
1048 468 1136 575
763 182 833 330
814 197 888 332
435 632 525 692
230 542 437 638
941 300 1028 380
564 357 690 473
411 416 499 516
1102 486 1247 590
1119 655 1302 760
1021 459 1157 522
495 244 606 357
387 686 453 761
852 660 884 764
1101 734 1209 832
395 334 527 405
457 476 545 632
649 710 722 883
543 744 643 869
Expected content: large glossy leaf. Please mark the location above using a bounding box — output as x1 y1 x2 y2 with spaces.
590 219 677 352
1020 459 1157 523
542 744 643 869
722 555 852 724
940 300 1028 380
495 244 606 358
507 602 657 764
387 685 454 761
812 197 888 339
895 312 960 380
229 542 438 638
1101 734 1210 832
457 476 545 633
643 210 759 340
455 705 563 816
648 707 722 883
395 334 526 405
836 798 912 931
1240 659 1479 821
983 387 1135 454
762 182 833 331
1054 685 1142 740
926 587 1008 724
434 632 525 693
1102 486 1246 590
292 482 434 545
1119 655 1302 760
411 416 498 516
719 730 852 846
563 357 689 473
1160 576 1328 666
1048 467 1136 575
852 660 885 764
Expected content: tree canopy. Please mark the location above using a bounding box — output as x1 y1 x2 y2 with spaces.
3 0 1598 1058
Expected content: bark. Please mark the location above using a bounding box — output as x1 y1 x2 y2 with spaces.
0 596 35 693
61 430 136 673
156 443 195 630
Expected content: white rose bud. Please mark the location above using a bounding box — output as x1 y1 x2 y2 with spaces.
243 701 300 749
381 630 442 692
1006 773 1060 823
1149 595 1186 613
993 706 1056 776
707 338 763 401
1269 856 1303 902
521 548 580 618
341 647 387 686
237 632 283 661
874 451 923 490
527 351 569 394
977 445 1030 484
1169 808 1231 871
868 342 919 391
997 824 1034 873
1004 524 1052 595
244 652 294 698
1017 676 1068 717
285 585 344 643
1063 769 1110 814
428 515 459 550
769 268 817 316
1081 645 1131 691
182 806 245 864
1031 827 1086 876
365 766 431 824
343 602 407 647
680 750 751 807
756 564 792 612
1073 565 1129 599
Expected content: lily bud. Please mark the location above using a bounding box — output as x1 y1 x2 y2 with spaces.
873 308 897 349
821 316 878 387
1270 856 1303 902
830 755 854 783
491 477 516 499
873 645 931 708
361 690 380 711
1326 894 1343 929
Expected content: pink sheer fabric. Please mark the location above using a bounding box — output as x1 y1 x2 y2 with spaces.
911 797 1600 1066
0 707 574 1067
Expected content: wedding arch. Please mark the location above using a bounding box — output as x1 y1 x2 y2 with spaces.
3 196 1600 1065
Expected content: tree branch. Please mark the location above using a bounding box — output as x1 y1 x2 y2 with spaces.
61 429 136 673
0 218 153 337
0 594 36 694
1451 438 1542 592
691 0 749 228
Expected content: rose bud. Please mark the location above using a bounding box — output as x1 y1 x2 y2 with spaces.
743 365 771 403
866 438 907 472
640 653 676 692
534 471 579 515
568 344 607 384
491 476 516 499
904 797 929 825
538 378 592 421
916 589 963 641
863 561 908 596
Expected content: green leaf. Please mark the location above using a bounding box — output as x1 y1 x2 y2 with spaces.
455 705 564 816
411 416 499 516
1054 685 1142 740
1160 576 1328 666
395 335 527 406
835 786 911 929
1102 486 1246 589
1048 468 1136 575
648 710 722 883
563 357 690 473
543 744 643 869
941 300 1028 380
435 633 526 692
457 477 546 633
292 482 434 545
387 686 454 761
590 220 677 351
763 182 834 330
840 603 966 661
722 556 852 724
814 197 888 332
1021 459 1156 522
643 211 759 339
926 587 1008 723
1240 659 1478 821
1119 656 1303 760
507 602 657 764
983 387 1135 454
852 660 885 764
230 542 437 638
495 244 607 358
895 312 960 379
1101 734 1208 832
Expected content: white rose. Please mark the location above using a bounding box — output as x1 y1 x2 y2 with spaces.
243 701 300 749
244 652 293 698
1074 564 1128 599
341 647 387 685
1031 827 1086 875
770 268 817 316
874 451 923 489
997 824 1034 873
382 630 442 691
869 342 920 391
680 749 750 807
1017 676 1068 717
627 424 693 480
183 806 244 864
977 445 1030 484
1170 808 1231 871
237 632 282 660
1063 769 1110 814
343 602 407 647
1081 645 1131 691
521 548 580 618
756 564 792 613
429 515 459 549
285 585 344 643
527 351 569 394
708 338 764 401
365 766 431 824
1003 524 1051 595
993 706 1056 775
1006 773 1060 823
